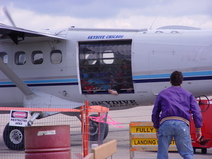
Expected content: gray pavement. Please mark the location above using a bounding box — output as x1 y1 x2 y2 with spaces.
0 105 212 158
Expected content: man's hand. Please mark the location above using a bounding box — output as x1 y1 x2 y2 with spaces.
196 131 202 141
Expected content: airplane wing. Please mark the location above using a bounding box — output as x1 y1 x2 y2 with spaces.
0 23 66 44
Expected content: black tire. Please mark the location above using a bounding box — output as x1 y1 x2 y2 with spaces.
89 114 109 141
201 148 207 154
3 123 25 150
193 147 196 154
196 95 210 112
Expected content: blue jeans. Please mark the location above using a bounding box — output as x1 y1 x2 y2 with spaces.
157 120 193 159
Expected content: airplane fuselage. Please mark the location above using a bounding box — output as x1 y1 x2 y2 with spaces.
1 26 212 110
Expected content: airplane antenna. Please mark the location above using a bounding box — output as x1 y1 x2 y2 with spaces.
149 17 158 30
3 6 16 27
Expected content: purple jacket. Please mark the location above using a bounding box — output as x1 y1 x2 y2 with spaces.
152 86 202 129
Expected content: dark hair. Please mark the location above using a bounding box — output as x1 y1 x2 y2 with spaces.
170 71 183 86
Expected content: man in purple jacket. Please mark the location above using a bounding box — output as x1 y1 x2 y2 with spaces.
152 71 202 159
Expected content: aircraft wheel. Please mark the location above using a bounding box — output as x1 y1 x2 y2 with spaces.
3 123 25 150
201 148 207 154
89 114 109 141
196 95 210 112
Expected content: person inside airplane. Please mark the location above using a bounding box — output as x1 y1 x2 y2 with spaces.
80 60 95 93
108 59 133 95
80 60 91 79
88 63 110 93
80 60 109 93
108 74 119 95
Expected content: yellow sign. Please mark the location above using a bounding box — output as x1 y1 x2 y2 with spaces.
129 122 177 156
130 126 157 133
131 138 176 146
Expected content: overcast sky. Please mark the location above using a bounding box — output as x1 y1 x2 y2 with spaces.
0 0 212 31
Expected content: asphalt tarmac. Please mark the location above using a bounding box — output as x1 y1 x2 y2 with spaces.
0 105 212 159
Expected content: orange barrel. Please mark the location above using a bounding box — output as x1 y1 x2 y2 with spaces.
25 125 71 159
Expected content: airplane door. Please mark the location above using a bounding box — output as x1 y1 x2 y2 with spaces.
78 40 134 94
149 50 179 95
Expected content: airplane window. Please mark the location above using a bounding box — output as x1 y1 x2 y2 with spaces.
15 51 26 65
85 53 97 65
32 51 43 64
0 52 8 63
103 50 114 64
51 50 62 64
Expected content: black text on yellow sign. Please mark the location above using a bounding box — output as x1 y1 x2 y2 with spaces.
132 138 176 146
131 126 156 133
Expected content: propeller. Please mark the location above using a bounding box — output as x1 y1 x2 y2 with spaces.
3 6 16 27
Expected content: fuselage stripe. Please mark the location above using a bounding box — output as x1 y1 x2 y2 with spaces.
1 71 212 87
133 71 212 83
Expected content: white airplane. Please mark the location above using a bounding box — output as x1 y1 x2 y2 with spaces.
1 10 212 150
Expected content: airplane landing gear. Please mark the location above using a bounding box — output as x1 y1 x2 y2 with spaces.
2 112 41 150
3 123 25 150
89 114 109 141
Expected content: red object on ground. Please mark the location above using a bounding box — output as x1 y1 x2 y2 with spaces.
190 99 212 154
25 125 71 159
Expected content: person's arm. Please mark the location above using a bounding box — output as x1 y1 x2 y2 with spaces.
152 95 161 130
190 95 203 141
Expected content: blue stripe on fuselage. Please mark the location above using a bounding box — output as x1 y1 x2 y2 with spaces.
0 79 78 87
1 71 212 87
133 71 212 83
